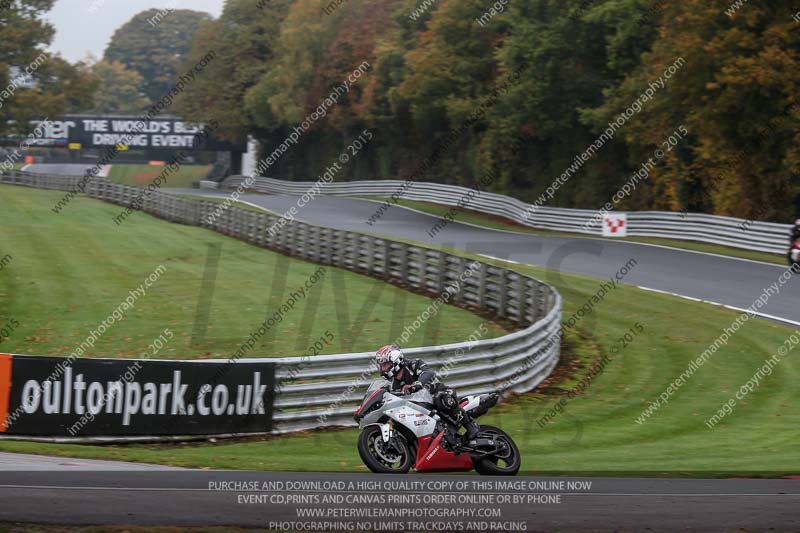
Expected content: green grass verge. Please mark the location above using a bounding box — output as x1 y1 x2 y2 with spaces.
0 185 503 359
107 164 212 188
175 194 272 215
360 196 785 265
2 201 798 475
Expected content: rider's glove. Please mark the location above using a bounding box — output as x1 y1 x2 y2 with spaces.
401 382 422 394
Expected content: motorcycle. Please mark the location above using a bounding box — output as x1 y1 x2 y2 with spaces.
789 238 800 268
353 379 521 475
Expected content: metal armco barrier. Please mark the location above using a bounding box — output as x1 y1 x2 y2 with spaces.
0 171 562 439
219 176 792 255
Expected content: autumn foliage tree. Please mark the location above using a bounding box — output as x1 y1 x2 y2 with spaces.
89 60 150 113
586 0 800 218
175 0 293 148
175 0 799 220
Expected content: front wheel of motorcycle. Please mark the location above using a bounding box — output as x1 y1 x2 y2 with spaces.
473 425 521 476
357 426 413 474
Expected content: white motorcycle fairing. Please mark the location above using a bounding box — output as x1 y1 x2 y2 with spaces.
359 388 437 442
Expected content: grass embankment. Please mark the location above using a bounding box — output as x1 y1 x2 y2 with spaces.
1 186 798 476
107 164 212 188
0 185 502 359
175 194 271 215
361 196 784 265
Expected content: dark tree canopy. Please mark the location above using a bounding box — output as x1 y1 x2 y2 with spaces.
89 60 150 113
0 0 96 136
104 8 213 103
176 0 800 221
175 0 293 146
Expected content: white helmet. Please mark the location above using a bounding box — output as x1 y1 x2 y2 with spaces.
375 344 404 379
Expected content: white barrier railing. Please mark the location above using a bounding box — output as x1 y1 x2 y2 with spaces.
0 171 562 437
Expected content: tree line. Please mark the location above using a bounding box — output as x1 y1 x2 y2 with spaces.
175 0 799 220
3 0 798 220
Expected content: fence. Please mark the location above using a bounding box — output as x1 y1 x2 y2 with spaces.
219 176 791 255
0 171 561 438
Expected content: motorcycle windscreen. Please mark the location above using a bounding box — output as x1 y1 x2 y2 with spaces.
364 378 391 396
405 388 434 404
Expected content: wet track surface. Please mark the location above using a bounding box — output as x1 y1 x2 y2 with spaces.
0 452 181 471
24 164 800 327
163 186 800 325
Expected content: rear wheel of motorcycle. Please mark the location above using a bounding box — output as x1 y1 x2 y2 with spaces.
473 425 521 476
357 426 413 474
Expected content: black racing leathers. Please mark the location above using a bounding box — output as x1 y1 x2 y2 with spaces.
392 359 480 442
390 359 436 391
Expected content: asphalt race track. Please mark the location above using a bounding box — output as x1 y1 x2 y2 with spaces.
1 468 799 532
0 452 181 471
160 187 800 325
22 163 108 176
24 163 800 327
6 164 799 531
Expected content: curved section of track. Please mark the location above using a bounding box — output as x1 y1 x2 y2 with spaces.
22 165 798 325
168 188 799 324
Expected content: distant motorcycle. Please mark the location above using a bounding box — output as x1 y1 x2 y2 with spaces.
354 379 520 475
789 238 800 268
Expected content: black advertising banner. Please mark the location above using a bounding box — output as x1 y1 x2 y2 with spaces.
0 354 276 437
16 115 246 152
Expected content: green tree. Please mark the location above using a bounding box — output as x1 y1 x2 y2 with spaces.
175 0 292 146
586 0 800 219
0 1 96 136
104 8 213 103
89 60 150 113
483 0 655 204
172 0 798 218
243 0 404 179
8 55 97 127
397 0 509 185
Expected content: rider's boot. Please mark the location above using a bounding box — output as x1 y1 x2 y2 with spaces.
461 412 481 444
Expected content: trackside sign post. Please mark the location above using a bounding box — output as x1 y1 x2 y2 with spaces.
603 213 628 237
0 354 276 437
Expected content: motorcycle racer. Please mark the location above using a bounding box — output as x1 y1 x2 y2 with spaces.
374 344 481 442
789 219 800 267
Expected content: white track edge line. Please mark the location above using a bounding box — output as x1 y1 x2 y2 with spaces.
637 286 800 327
186 191 797 325
200 190 783 269
349 197 784 269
